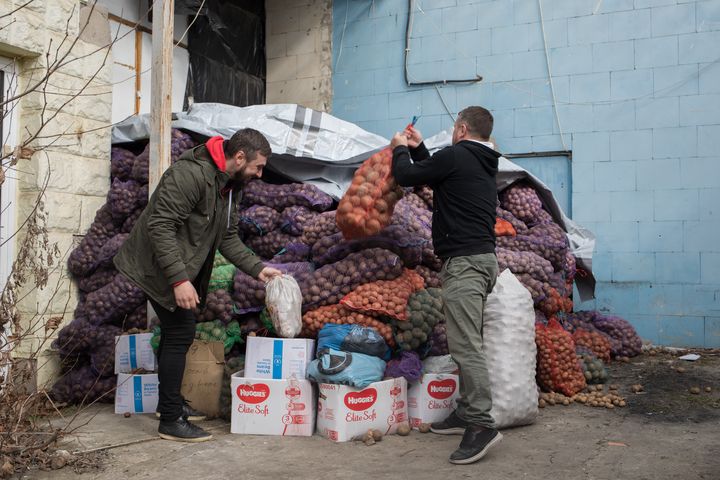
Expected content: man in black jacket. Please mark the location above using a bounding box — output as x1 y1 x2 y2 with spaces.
390 106 502 464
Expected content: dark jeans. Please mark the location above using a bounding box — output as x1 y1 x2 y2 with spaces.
150 300 196 422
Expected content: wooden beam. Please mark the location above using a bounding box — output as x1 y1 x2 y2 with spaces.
148 0 174 194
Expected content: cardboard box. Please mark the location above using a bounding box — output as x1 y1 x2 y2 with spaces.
181 341 225 418
244 336 315 380
114 333 156 374
230 373 315 436
408 374 460 428
316 378 408 442
115 373 159 414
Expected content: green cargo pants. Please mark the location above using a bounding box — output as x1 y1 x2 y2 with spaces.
440 253 498 428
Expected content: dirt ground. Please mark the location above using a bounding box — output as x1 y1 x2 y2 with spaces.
21 351 720 480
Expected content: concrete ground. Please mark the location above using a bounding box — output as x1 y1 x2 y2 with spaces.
27 352 720 480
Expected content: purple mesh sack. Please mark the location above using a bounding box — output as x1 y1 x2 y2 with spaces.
299 248 404 312
246 230 296 259
311 225 426 268
95 233 129 269
527 208 555 227
170 129 197 162
107 178 142 222
534 309 548 325
300 211 339 247
233 262 314 314
415 265 441 288
121 303 148 331
51 364 116 405
270 242 311 263
84 273 146 325
428 322 449 356
111 147 135 181
241 180 334 212
384 351 423 383
53 317 98 358
194 289 234 325
121 208 143 234
90 324 122 377
78 267 118 293
131 145 150 184
414 186 433 209
238 205 280 236
496 228 569 272
564 251 577 281
280 206 319 236
590 313 643 358
496 205 529 234
68 205 119 277
392 197 432 240
515 273 549 305
496 247 554 282
422 246 443 271
500 183 543 223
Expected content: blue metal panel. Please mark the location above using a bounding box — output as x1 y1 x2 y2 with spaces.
509 155 572 216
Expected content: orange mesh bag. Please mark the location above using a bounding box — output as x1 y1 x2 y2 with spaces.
340 269 425 321
300 304 395 347
535 318 587 396
336 148 404 239
572 328 612 363
494 218 517 237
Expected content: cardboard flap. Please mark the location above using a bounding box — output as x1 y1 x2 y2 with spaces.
186 340 225 363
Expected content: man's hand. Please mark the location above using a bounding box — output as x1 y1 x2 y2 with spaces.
174 282 200 310
391 132 409 149
258 266 283 283
404 125 423 148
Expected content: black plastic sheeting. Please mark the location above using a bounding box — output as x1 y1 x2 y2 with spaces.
182 0 265 108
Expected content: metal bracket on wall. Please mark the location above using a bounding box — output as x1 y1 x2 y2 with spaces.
504 150 573 161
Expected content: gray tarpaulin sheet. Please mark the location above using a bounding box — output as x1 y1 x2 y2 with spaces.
112 103 595 300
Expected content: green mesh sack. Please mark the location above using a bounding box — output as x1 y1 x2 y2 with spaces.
259 308 276 336
225 320 244 353
213 251 231 268
208 264 235 292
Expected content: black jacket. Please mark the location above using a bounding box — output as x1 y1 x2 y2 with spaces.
392 140 501 259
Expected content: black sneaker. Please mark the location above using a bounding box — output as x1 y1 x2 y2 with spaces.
430 410 469 435
449 425 503 465
158 417 213 443
156 400 207 422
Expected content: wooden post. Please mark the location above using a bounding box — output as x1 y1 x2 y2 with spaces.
148 0 174 194
148 0 174 325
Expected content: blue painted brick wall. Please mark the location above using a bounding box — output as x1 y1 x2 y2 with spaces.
330 0 720 347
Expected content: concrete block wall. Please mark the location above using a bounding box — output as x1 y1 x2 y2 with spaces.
0 0 113 371
331 0 720 347
266 0 333 111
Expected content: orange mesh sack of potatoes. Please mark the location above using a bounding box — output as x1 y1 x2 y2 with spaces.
535 318 587 396
301 304 395 347
336 147 404 239
339 268 425 321
572 328 612 363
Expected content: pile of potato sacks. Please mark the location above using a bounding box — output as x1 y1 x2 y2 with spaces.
56 137 643 416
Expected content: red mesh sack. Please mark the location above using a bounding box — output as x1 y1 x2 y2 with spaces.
336 147 404 239
300 304 395 347
535 319 586 396
494 218 517 237
572 328 612 363
340 268 425 321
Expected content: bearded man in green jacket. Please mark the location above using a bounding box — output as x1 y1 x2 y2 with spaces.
115 128 281 442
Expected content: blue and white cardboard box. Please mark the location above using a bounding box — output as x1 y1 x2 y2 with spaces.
114 333 156 374
244 336 315 380
114 373 159 414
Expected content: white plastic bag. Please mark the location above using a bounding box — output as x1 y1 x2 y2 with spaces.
484 269 538 429
265 275 302 338
422 354 458 374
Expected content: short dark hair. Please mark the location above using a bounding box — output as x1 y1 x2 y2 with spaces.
225 128 271 161
457 106 493 140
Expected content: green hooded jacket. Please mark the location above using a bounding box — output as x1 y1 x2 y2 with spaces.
114 143 264 312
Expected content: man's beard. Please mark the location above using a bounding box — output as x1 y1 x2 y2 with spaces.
233 167 253 184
